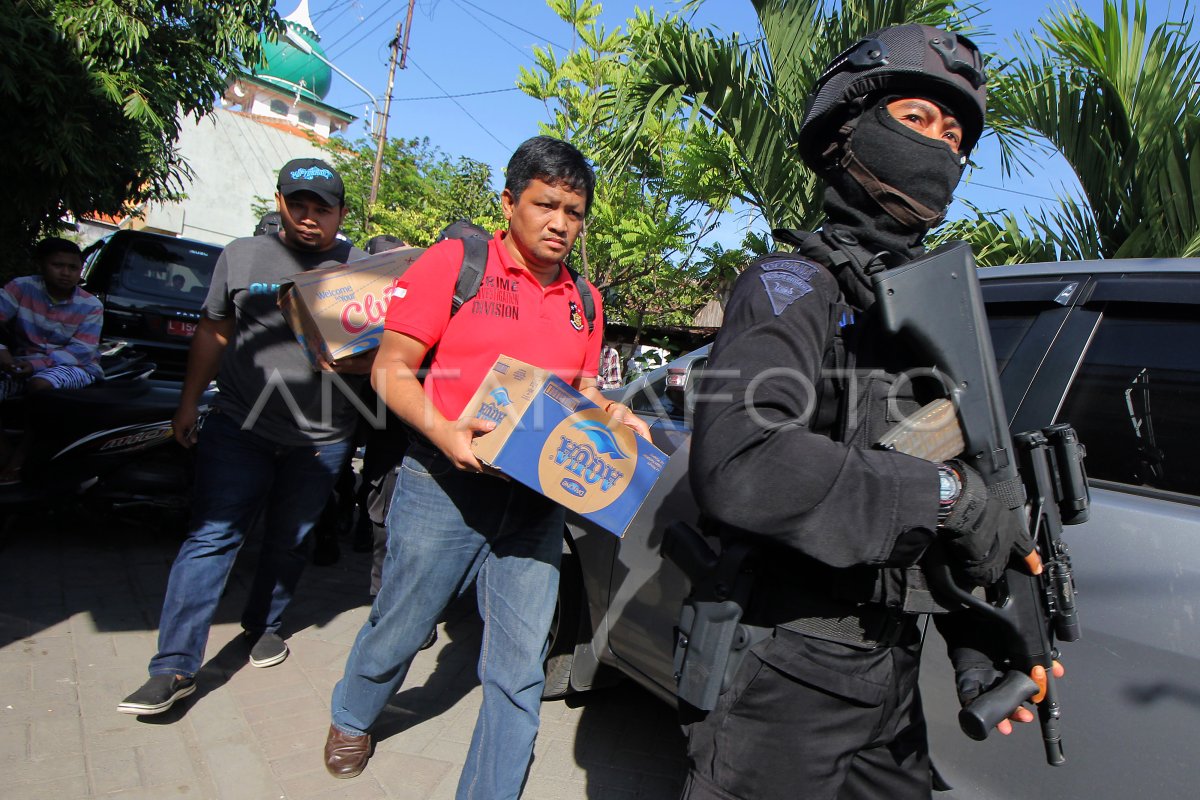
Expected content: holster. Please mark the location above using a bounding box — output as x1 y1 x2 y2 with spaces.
663 523 770 712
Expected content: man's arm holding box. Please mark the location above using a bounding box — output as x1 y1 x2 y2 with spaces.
578 378 651 441
371 328 496 473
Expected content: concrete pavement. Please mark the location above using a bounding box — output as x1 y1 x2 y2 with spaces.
0 508 686 799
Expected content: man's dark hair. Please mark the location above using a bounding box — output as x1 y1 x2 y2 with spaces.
505 136 595 211
34 237 82 262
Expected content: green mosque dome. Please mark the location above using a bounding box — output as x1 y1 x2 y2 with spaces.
252 1 331 102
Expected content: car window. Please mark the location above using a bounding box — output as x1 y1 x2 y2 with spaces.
1056 304 1200 497
625 371 684 421
986 305 1041 376
117 237 221 305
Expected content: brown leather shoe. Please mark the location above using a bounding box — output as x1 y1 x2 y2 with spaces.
324 724 372 779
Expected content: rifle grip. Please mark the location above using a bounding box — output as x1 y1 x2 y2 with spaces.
958 670 1040 741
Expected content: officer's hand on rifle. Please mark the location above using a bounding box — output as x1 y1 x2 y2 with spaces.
937 459 1036 586
953 647 1066 735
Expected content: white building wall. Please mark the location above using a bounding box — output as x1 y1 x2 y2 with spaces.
138 108 330 246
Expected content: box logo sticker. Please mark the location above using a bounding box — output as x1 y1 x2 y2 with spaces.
538 409 636 512
476 387 513 425
339 277 405 334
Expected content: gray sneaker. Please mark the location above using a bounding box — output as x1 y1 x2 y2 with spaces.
248 632 289 668
117 674 196 715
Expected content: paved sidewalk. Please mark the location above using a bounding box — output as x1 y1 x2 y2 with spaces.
0 510 686 799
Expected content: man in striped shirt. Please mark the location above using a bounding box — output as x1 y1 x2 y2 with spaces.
0 237 104 482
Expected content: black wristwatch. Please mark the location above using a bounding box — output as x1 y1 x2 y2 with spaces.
937 463 963 523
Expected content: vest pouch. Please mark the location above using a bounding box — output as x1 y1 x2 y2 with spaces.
845 371 923 449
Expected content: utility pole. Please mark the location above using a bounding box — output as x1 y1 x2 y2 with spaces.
369 0 417 205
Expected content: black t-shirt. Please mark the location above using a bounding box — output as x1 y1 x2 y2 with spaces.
203 234 367 445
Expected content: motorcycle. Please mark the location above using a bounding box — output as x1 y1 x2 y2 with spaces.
0 341 211 520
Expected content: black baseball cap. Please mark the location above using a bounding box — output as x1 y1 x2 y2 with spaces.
277 158 345 206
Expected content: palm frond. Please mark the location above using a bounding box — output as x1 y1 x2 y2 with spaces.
993 0 1200 258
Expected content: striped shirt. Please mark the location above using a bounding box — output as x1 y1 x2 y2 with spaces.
0 276 104 379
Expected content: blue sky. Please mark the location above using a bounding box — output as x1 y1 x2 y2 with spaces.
292 0 1142 239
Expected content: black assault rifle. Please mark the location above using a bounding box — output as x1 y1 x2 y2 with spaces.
872 241 1086 765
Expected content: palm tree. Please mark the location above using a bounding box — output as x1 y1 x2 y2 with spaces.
607 0 972 232
978 0 1200 259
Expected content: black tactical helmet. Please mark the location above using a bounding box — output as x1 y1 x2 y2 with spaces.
253 211 282 237
366 234 405 254
799 24 987 170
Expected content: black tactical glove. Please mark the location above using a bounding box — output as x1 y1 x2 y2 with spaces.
948 645 1006 707
937 459 1029 586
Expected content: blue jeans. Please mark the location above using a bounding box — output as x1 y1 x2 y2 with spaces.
331 441 565 800
149 412 351 677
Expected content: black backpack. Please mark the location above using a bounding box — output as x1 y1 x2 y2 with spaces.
435 219 595 332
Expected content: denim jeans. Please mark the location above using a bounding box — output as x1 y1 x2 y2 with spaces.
149 412 351 677
331 441 565 800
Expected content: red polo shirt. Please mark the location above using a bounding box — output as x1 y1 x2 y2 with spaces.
384 231 604 419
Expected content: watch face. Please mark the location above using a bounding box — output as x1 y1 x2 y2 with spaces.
939 468 960 503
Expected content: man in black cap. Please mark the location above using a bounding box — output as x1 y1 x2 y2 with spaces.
118 157 368 717
684 25 1059 799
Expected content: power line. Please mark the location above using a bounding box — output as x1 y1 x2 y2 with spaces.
326 22 391 63
407 56 510 151
322 2 394 59
313 0 359 26
449 0 532 58
453 0 569 50
327 87 524 113
313 0 356 19
968 180 1059 202
394 86 520 101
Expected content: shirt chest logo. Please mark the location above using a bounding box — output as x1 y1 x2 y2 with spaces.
569 300 585 332
471 275 520 320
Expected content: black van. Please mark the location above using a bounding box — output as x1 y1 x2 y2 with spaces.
82 231 223 380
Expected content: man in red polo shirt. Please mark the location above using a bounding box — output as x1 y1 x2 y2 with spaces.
325 137 648 796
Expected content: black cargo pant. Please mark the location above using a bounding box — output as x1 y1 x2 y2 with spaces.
681 625 930 800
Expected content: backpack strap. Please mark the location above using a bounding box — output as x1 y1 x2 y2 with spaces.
436 217 595 332
451 235 489 315
436 218 493 316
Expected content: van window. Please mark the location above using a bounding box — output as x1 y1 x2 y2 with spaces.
1057 305 1200 497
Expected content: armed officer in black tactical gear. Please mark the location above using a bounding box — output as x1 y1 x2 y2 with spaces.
684 24 1056 800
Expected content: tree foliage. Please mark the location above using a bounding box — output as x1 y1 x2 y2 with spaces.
609 0 971 234
319 137 504 248
1 0 281 260
519 0 757 327
965 0 1200 260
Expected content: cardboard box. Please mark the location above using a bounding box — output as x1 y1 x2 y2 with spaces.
464 355 669 537
279 246 424 369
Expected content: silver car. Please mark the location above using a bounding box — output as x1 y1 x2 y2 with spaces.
548 258 1200 798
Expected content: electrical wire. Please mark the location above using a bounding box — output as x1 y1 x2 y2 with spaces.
313 0 359 22
392 87 520 102
968 180 1059 202
407 56 510 151
452 0 569 50
322 2 394 59
448 0 532 57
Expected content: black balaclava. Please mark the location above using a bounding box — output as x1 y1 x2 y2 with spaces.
804 96 966 307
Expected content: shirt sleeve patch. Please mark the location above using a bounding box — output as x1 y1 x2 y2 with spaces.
760 267 814 316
